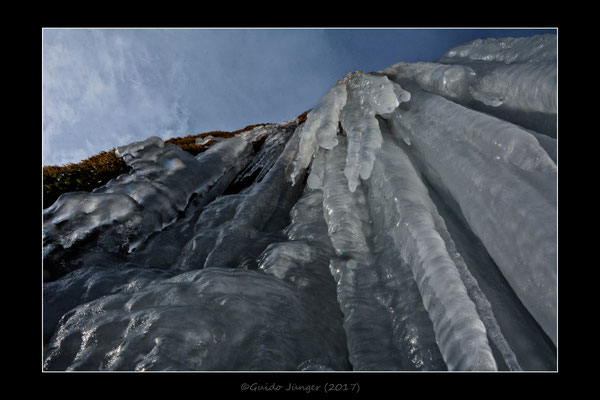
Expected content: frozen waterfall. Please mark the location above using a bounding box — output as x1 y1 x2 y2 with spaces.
43 34 557 371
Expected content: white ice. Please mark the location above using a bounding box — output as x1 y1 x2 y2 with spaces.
366 129 497 371
291 71 410 192
384 81 557 345
290 82 346 185
437 34 557 65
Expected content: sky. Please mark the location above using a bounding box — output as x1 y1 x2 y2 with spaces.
42 27 557 166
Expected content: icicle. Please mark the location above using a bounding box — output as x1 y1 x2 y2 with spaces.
290 83 347 185
338 71 410 192
291 71 410 192
321 136 406 370
306 147 327 190
368 130 497 371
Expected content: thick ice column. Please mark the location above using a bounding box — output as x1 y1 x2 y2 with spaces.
387 83 557 345
467 61 556 113
437 34 557 65
424 177 557 370
366 180 447 369
424 185 522 370
381 62 477 104
382 57 557 137
367 130 497 371
382 60 557 113
436 34 557 137
465 61 557 138
529 129 557 164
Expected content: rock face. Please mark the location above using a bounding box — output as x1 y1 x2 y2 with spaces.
42 34 557 371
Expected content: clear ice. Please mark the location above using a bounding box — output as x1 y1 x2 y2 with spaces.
43 34 558 371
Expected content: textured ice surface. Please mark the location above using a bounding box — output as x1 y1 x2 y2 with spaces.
383 60 557 112
173 121 303 272
467 61 557 113
43 35 557 371
381 62 477 104
437 34 557 64
382 50 557 138
44 268 349 371
43 266 172 345
436 34 558 138
232 122 295 188
424 178 557 370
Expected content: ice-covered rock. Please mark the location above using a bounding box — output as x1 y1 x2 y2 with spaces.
43 34 557 371
43 134 255 280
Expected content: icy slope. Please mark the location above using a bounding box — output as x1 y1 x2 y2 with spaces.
43 34 557 371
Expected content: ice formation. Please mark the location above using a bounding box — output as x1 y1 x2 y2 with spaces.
291 71 411 192
43 34 558 371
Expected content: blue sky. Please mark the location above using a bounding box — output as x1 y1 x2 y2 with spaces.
42 28 556 166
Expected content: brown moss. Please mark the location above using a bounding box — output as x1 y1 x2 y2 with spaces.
43 149 131 209
296 109 310 123
164 123 268 156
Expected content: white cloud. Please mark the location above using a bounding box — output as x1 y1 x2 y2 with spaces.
42 29 190 165
42 28 343 166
